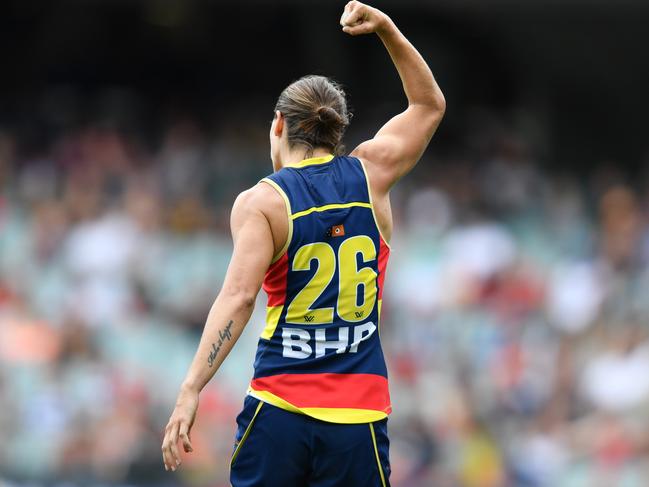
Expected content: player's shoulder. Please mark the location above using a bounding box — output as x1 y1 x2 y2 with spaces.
350 141 396 195
232 181 286 221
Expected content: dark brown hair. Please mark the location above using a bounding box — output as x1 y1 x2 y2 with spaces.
275 75 350 155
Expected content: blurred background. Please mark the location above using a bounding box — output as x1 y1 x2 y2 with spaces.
2 1 649 486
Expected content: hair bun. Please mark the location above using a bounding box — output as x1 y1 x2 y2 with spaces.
317 106 342 126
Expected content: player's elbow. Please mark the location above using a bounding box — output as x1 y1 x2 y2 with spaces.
424 91 446 117
412 91 446 121
222 284 257 311
235 290 257 311
434 92 446 116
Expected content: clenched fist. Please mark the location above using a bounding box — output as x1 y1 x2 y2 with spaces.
340 1 391 36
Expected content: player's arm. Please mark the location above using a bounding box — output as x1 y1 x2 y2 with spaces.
342 1 445 192
161 187 275 472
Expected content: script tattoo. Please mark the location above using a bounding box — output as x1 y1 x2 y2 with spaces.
207 320 234 368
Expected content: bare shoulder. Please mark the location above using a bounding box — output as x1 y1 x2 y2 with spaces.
231 181 289 257
232 182 285 221
352 136 399 167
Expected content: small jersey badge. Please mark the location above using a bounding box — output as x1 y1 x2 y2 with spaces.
326 224 345 238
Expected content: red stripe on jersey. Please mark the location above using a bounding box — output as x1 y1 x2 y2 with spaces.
250 373 392 413
263 253 289 307
377 236 390 300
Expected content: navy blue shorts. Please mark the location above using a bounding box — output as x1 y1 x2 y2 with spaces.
230 395 391 487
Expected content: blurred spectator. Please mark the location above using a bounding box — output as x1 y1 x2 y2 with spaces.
2 91 649 487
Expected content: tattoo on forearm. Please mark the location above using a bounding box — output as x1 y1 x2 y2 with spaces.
207 320 234 368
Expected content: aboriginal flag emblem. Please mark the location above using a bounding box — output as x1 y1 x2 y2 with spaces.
326 224 345 238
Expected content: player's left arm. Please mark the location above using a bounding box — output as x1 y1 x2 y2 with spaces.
161 187 275 472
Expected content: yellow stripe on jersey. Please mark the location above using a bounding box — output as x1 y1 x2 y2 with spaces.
291 202 372 220
300 407 388 424
260 178 293 264
247 388 388 424
357 158 392 250
260 305 283 340
290 154 335 168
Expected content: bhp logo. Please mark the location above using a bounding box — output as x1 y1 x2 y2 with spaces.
281 322 377 359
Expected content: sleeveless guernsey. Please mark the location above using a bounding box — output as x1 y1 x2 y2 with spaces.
247 154 391 424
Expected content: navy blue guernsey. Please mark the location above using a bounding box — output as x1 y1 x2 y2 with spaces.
248 154 391 424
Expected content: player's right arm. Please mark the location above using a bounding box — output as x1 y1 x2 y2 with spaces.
342 1 445 193
161 182 285 472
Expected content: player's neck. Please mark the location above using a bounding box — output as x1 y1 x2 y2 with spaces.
281 147 333 168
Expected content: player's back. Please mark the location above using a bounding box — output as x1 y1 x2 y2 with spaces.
249 154 391 424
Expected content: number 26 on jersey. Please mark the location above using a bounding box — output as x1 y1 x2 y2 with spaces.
285 235 377 324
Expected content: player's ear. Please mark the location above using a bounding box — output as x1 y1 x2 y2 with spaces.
274 111 284 137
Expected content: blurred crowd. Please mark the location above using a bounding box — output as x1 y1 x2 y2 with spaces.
2 98 649 487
